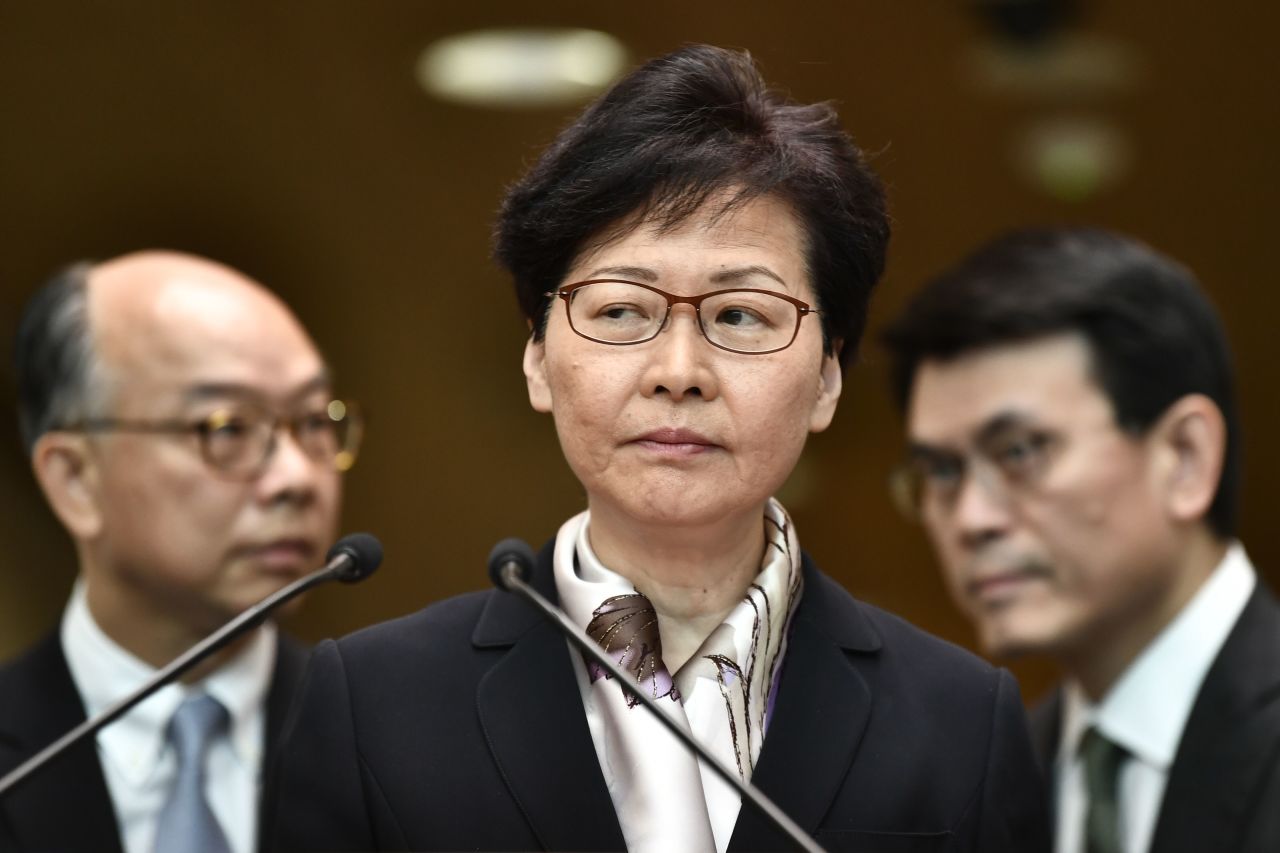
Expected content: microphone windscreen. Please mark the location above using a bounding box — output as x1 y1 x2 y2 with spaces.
488 537 536 590
327 532 384 583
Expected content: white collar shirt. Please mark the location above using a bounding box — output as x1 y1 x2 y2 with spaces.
60 580 276 853
1054 542 1256 853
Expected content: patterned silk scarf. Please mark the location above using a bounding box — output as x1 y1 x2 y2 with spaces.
554 499 804 853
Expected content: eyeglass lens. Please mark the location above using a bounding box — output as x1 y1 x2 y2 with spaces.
895 428 1057 518
565 281 801 354
199 402 357 475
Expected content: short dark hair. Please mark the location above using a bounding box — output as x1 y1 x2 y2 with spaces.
14 261 103 455
882 227 1240 538
493 44 889 368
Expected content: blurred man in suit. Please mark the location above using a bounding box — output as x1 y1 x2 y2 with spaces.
0 251 362 852
882 227 1280 852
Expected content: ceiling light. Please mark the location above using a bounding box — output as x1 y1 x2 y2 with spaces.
417 28 628 108
1014 115 1132 201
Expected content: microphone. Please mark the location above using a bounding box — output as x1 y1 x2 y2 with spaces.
487 538 825 853
488 537 535 591
327 532 384 583
0 532 384 799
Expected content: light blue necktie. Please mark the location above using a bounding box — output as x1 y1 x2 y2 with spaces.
153 694 232 853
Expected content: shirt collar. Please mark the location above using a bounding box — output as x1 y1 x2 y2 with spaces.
1059 542 1256 770
60 579 277 788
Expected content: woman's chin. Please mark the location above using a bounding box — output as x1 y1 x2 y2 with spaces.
593 488 768 532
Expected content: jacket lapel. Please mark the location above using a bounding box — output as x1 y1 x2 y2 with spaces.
1029 689 1062 773
0 632 123 853
473 541 626 852
1148 585 1280 853
1028 690 1063 828
728 559 880 851
258 632 309 852
262 632 308 763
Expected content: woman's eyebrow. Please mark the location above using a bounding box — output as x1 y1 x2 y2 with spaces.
708 265 786 286
584 265 658 282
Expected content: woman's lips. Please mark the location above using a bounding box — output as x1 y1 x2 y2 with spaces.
631 428 720 457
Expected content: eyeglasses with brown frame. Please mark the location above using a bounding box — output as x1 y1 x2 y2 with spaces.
56 399 363 480
547 279 820 355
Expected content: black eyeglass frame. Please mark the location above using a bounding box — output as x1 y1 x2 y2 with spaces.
54 399 363 479
547 279 820 355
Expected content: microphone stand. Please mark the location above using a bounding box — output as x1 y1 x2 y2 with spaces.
496 562 826 853
0 552 354 799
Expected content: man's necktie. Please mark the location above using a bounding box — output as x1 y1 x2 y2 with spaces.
1080 726 1128 853
153 694 232 853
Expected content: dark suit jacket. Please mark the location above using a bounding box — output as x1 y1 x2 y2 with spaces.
1031 584 1280 853
271 543 1050 852
0 627 309 853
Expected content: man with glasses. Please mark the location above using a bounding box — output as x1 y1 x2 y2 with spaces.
882 227 1280 852
0 251 362 852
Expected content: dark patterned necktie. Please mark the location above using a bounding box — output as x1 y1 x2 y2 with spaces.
153 694 232 853
1080 726 1128 853
584 593 680 706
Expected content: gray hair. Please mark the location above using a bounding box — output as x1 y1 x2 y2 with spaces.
15 262 110 455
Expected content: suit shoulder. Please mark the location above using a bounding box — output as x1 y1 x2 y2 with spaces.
331 588 494 661
0 632 71 714
807 564 1002 686
1240 580 1280 643
860 600 1000 679
0 631 87 761
807 570 1021 732
0 631 58 679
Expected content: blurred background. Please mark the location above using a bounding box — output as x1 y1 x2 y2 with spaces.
2 0 1276 702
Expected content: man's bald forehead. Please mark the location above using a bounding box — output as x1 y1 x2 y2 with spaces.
86 251 304 338
88 250 281 308
82 250 326 404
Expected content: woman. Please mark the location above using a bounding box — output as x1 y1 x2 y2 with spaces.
272 45 1048 852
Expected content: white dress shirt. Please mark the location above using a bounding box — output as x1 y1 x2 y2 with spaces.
61 580 276 853
1054 542 1256 853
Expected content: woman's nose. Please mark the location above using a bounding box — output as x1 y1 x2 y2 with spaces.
640 306 719 402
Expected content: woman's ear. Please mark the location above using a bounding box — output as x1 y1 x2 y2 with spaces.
31 433 104 540
523 337 553 413
809 342 844 433
1150 394 1226 525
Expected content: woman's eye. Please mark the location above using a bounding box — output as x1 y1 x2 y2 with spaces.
715 306 768 328
598 303 649 321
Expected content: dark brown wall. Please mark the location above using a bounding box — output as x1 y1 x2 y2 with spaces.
3 2 1277 702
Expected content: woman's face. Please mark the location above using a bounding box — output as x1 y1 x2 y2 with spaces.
523 193 843 530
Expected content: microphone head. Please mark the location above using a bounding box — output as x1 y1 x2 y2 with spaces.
326 533 384 583
488 537 535 590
